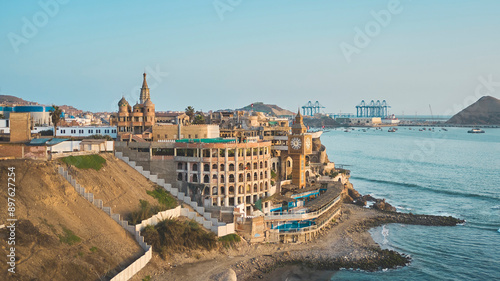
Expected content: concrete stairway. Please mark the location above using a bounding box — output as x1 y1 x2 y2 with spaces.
115 152 235 237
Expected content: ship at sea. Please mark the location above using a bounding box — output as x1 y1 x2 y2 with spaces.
468 128 485 133
382 114 400 125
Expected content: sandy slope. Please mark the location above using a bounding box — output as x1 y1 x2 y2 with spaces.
0 159 143 281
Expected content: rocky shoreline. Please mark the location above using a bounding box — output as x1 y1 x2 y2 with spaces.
239 205 464 280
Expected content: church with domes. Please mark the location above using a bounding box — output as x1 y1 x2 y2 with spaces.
114 73 156 136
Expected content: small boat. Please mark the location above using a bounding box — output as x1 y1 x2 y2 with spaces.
388 128 397 132
442 128 448 131
468 128 485 134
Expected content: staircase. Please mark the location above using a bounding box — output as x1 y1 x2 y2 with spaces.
115 152 235 237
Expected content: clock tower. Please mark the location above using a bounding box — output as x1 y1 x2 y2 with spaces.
288 110 312 188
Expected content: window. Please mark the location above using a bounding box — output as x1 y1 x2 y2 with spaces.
112 129 116 133
79 130 83 134
105 130 109 133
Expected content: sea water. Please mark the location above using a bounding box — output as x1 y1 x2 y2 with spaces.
320 127 500 280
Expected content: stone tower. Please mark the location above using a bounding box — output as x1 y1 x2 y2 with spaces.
139 73 150 104
288 110 312 188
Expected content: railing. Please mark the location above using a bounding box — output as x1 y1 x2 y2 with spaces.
278 207 341 234
265 195 341 221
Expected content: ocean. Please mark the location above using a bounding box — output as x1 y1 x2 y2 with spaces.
320 126 500 280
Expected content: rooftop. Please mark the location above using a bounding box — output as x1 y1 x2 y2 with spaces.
175 138 236 144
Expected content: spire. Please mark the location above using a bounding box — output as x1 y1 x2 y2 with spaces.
142 73 149 89
139 72 150 104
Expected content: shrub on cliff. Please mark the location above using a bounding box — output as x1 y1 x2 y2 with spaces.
143 219 217 259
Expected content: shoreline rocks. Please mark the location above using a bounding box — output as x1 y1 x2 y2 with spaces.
244 205 463 280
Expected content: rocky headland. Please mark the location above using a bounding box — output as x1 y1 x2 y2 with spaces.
137 187 464 281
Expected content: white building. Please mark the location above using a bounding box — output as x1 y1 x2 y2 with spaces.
56 126 117 138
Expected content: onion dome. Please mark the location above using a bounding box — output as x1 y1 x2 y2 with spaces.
118 97 129 107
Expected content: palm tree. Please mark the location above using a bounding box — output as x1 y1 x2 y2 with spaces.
49 105 63 137
185 106 195 123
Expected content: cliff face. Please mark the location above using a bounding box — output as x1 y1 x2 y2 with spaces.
447 96 500 125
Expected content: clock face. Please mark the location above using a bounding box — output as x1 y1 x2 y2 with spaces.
305 138 311 149
291 137 302 150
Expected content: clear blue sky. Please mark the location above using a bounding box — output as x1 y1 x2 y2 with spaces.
1 0 500 115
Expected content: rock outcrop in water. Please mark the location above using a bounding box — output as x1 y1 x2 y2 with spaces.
447 96 500 125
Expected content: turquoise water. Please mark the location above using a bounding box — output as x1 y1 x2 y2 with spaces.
320 127 500 280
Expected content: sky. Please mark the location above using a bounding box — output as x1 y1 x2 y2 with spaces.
1 0 500 116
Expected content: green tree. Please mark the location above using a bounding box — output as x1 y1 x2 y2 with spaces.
185 106 195 123
192 113 205 124
0 114 4 119
49 105 63 137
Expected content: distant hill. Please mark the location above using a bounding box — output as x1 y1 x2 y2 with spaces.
238 102 295 116
0 95 34 105
446 96 500 125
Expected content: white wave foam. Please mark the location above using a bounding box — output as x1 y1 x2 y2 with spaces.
491 205 500 210
382 225 389 245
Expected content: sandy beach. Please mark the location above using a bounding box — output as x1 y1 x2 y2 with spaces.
130 204 462 281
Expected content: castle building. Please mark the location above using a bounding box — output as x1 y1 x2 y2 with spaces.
114 73 155 135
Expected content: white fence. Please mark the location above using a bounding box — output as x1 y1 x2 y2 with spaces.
58 166 152 281
114 151 235 237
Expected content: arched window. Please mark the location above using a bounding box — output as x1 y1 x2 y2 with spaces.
212 187 218 195
192 174 198 183
220 186 225 195
246 162 251 169
204 175 209 183
254 172 258 181
253 162 257 169
287 160 291 167
264 171 267 178
220 175 225 183
239 163 244 171
265 161 268 168
192 163 198 172
253 184 258 192
260 172 263 180
238 185 243 194
204 164 210 171
229 164 235 171
229 186 234 195
247 173 251 181
265 181 268 189
260 161 263 169
177 163 183 170
220 164 225 171
229 174 235 183
212 164 217 170
239 174 244 182
260 182 263 191
177 173 182 180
